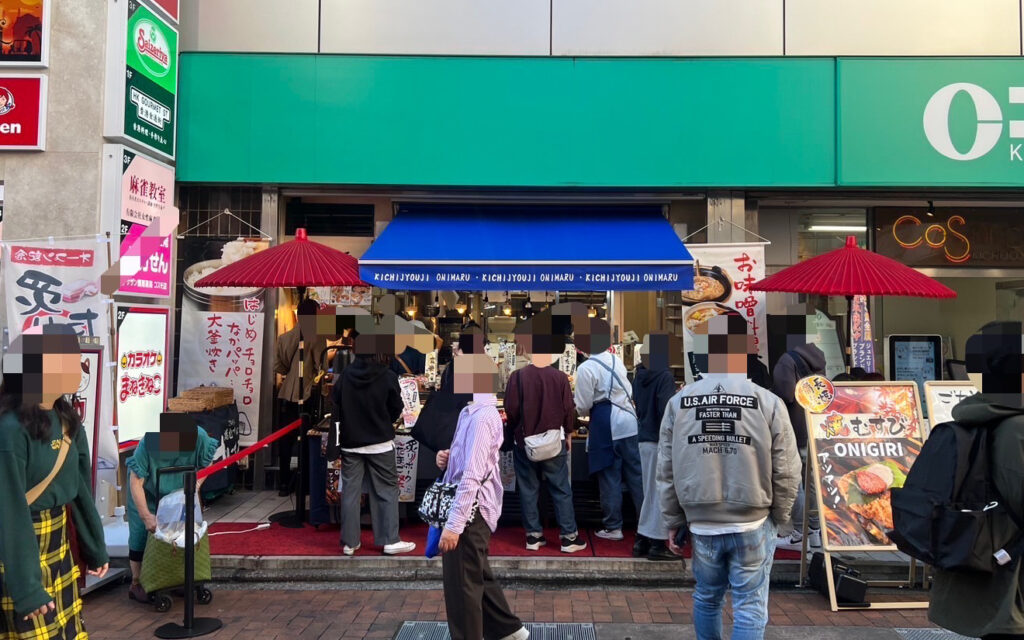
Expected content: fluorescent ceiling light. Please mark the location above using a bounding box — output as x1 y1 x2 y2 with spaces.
807 225 867 232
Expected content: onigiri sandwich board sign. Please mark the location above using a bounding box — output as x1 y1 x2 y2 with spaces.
806 381 926 551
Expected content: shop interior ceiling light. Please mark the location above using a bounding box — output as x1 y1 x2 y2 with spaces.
927 201 936 217
455 300 467 315
807 225 867 233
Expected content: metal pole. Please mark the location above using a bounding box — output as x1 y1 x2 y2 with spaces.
183 471 196 629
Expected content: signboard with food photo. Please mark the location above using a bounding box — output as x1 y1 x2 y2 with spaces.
804 380 926 551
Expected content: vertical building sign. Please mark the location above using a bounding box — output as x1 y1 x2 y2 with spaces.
850 295 876 373
105 0 178 160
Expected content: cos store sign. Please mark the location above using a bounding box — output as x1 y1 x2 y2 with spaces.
875 208 1024 268
0 75 46 150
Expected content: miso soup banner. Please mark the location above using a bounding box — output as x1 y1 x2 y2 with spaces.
807 382 925 550
682 243 767 381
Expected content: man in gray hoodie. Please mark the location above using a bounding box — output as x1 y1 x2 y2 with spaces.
658 312 800 640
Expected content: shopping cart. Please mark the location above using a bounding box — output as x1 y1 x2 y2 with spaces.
139 465 214 613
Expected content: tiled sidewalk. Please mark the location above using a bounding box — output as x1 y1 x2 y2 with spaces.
83 586 935 639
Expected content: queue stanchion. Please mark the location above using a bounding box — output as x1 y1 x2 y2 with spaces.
155 470 222 639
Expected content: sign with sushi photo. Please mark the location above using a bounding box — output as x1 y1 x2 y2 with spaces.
806 381 926 551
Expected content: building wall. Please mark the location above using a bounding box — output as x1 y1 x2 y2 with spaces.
179 0 1024 56
0 1 108 240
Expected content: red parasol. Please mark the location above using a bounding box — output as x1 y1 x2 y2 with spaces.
750 236 956 370
751 236 956 299
194 228 365 289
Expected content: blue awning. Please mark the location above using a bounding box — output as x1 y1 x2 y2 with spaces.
359 204 694 291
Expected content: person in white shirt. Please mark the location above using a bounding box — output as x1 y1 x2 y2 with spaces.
572 312 644 542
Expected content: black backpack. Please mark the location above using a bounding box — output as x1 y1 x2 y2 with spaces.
889 420 1024 573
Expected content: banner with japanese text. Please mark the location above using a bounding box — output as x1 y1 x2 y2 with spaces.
924 381 979 428
115 305 170 443
850 295 876 373
3 238 109 345
806 382 926 551
394 435 419 503
178 310 264 447
681 243 768 381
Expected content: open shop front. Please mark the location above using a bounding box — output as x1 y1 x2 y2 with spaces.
312 202 698 533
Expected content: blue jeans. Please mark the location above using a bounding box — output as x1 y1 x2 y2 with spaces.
513 441 579 537
691 519 777 640
595 436 644 532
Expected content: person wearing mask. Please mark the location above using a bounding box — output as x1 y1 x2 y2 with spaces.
659 312 800 640
631 333 681 561
434 332 529 640
572 312 644 542
335 329 415 556
505 313 587 554
273 298 324 496
0 325 109 637
929 322 1024 640
126 417 218 604
771 341 826 551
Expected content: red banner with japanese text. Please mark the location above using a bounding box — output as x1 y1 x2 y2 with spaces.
680 243 768 382
806 382 926 551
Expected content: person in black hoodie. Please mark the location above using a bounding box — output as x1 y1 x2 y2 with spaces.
335 339 416 556
771 341 826 551
632 333 683 561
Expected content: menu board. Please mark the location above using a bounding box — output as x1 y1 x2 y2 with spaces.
807 382 926 551
114 305 171 443
887 335 942 414
924 381 979 428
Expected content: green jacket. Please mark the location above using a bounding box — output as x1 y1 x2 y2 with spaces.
126 427 218 514
0 410 109 618
929 395 1024 637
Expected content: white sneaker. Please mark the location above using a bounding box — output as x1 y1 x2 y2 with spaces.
595 529 624 541
500 627 530 640
383 540 416 555
342 544 360 556
807 528 822 548
776 531 803 551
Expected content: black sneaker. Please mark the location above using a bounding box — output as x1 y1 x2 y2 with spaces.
525 534 547 551
560 535 588 554
647 541 680 562
632 535 650 558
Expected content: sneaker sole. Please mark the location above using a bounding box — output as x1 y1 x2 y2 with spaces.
383 547 415 555
525 542 547 551
561 545 587 553
595 535 624 541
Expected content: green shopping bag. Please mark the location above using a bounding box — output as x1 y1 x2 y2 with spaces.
139 533 212 594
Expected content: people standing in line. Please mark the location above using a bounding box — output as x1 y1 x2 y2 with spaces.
126 417 218 604
434 329 529 640
505 312 587 554
0 325 110 637
631 333 682 561
771 341 826 552
659 312 800 640
335 326 415 556
572 311 644 542
273 298 323 496
929 322 1024 640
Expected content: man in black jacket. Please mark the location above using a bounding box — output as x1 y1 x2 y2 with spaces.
632 333 682 561
335 328 415 556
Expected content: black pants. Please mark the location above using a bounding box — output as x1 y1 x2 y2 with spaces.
442 517 522 640
277 399 300 488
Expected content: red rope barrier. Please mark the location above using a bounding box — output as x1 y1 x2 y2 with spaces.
197 417 304 480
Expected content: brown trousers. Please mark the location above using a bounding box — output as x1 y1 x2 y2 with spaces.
441 517 522 640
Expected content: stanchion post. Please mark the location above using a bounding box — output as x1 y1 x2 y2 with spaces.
154 470 222 639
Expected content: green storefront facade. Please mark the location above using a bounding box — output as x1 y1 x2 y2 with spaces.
178 54 1024 190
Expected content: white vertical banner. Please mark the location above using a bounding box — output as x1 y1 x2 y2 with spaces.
394 434 419 503
177 309 264 447
681 243 768 381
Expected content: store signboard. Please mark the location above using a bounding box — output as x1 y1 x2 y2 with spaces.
101 144 174 297
0 75 46 150
3 238 110 344
115 304 170 443
681 243 768 382
147 0 179 23
924 381 979 428
0 0 50 66
839 58 1024 187
105 0 178 160
807 382 926 551
875 207 1024 268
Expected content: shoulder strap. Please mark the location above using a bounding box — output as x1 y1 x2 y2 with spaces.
26 423 72 505
588 356 637 416
787 350 812 380
395 355 413 376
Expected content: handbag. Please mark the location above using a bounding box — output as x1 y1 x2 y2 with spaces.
523 428 563 462
417 470 492 530
25 422 71 505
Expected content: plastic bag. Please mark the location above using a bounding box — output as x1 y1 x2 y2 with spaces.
154 489 208 548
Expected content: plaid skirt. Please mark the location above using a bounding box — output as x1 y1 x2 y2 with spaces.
0 507 88 640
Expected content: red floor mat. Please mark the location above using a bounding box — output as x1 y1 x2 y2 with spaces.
209 522 801 560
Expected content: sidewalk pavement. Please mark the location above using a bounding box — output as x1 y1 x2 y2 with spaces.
83 585 947 640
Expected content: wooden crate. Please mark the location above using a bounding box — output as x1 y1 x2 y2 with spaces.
167 396 209 413
180 386 234 409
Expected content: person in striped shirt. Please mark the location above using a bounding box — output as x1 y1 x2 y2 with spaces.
435 329 529 640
